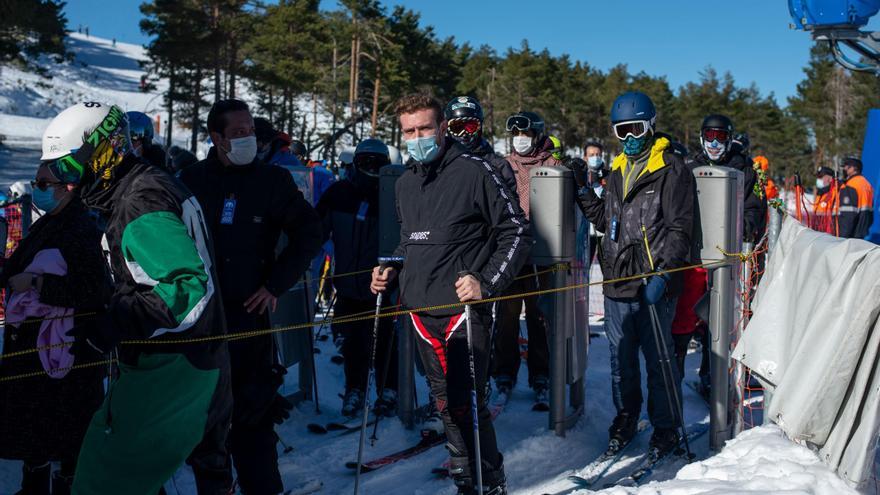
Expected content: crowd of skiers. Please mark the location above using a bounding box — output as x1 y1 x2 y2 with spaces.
0 86 874 495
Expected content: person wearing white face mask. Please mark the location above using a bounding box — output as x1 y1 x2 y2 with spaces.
179 99 323 495
371 93 530 495
491 111 562 411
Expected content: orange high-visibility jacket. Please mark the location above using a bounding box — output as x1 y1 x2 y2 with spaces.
839 174 874 239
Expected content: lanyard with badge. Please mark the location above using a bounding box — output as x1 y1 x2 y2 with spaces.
221 194 236 225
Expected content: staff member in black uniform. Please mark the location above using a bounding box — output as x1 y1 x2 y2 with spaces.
180 99 323 495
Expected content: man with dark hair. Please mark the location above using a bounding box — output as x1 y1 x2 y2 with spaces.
839 156 874 239
254 117 301 168
371 93 530 495
180 98 323 494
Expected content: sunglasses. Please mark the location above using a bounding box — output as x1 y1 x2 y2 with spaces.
30 179 65 192
702 128 730 142
506 115 537 133
448 118 481 136
612 120 651 140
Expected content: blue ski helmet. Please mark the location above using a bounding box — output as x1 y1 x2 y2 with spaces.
610 92 656 124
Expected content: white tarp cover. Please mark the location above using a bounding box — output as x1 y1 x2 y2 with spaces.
732 216 880 487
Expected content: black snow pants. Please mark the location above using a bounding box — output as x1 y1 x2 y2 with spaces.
410 309 504 488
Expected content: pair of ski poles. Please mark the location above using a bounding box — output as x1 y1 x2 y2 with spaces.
354 263 485 495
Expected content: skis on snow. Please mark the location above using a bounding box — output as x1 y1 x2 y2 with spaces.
602 422 709 488
345 431 446 473
307 417 378 436
565 419 650 487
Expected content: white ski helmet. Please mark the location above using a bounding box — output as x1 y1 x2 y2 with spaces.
41 102 131 184
387 145 403 165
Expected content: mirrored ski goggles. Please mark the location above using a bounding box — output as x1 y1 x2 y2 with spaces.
448 118 481 136
612 120 651 140
506 115 540 133
702 128 730 142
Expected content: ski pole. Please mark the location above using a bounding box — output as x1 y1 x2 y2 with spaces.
354 257 400 495
458 271 484 495
369 305 399 445
646 295 693 459
314 293 337 342
307 321 321 415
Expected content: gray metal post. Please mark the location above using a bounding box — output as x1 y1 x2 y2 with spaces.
767 205 782 257
693 166 743 451
529 167 584 436
731 242 752 437
378 165 413 426
397 317 415 428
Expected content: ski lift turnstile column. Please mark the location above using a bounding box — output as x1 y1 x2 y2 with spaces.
378 164 415 427
693 166 743 451
529 167 588 436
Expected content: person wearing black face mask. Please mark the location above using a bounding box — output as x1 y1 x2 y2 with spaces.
315 138 399 417
179 99 323 494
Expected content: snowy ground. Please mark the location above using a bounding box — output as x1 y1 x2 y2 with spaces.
0 313 861 494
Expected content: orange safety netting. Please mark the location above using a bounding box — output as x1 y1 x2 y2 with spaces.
731 235 769 431
0 203 25 321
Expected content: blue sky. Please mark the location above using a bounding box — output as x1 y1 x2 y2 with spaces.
63 1 880 104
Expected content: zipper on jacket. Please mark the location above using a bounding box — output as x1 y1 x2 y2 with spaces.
641 224 656 271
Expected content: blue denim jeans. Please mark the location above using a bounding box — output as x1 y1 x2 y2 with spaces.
605 295 680 429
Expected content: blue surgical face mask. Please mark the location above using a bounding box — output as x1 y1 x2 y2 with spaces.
406 135 440 163
33 186 62 213
622 135 649 156
587 156 603 170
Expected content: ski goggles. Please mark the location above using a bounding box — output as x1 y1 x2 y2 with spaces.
448 118 481 136
612 120 652 140
702 128 730 142
506 115 541 133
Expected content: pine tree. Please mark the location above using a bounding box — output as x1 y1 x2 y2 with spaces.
1 0 67 63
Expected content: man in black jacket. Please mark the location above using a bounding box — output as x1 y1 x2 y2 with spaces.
689 115 766 243
179 99 323 495
444 96 518 199
574 92 695 458
371 93 530 495
316 138 398 418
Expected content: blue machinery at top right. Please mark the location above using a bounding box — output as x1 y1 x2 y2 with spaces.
789 0 880 72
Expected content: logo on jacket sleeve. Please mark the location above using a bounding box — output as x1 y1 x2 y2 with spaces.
409 231 431 241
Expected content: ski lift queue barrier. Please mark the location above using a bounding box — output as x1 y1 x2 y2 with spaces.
0 258 732 383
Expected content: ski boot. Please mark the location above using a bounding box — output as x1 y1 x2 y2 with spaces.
649 427 681 459
15 462 50 495
450 451 508 495
608 412 639 449
372 389 398 417
531 375 549 412
421 394 445 439
341 388 364 418
493 375 514 406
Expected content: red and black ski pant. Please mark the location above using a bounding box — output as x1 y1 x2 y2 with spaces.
410 309 502 473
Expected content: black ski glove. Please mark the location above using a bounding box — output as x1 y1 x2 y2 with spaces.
266 393 293 425
563 157 588 189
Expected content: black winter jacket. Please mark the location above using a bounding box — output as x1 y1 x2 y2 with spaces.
393 140 531 316
86 157 228 370
179 149 323 310
472 138 519 201
689 151 767 242
577 136 695 299
315 178 378 302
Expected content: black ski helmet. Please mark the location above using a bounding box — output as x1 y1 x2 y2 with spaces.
506 111 545 139
700 114 734 162
701 114 734 134
444 96 484 121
